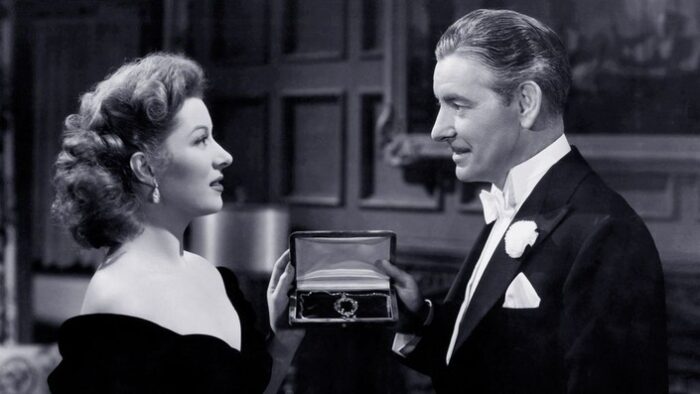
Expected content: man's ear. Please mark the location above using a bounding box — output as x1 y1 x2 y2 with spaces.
516 81 542 129
129 152 155 185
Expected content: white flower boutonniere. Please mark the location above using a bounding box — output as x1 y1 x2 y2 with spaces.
505 220 538 259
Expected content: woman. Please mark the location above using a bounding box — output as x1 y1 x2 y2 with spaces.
48 53 303 393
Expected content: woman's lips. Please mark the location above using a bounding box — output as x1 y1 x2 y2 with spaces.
210 179 224 192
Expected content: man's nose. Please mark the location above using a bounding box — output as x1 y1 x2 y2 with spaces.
431 107 456 142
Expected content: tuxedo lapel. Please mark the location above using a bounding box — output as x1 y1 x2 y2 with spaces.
452 147 592 352
444 223 494 303
453 232 524 350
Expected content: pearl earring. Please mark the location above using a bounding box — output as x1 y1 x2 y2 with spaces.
151 179 161 204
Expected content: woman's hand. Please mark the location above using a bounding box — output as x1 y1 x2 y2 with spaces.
264 250 304 394
267 250 304 340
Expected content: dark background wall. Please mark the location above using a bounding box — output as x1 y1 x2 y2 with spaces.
2 0 699 393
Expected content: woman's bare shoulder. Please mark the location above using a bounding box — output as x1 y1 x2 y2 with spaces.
183 250 213 266
183 251 222 276
80 258 141 315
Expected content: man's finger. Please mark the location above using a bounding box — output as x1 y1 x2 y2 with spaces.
375 259 409 285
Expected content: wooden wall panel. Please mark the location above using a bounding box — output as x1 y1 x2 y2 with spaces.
209 0 269 64
458 182 488 212
282 92 345 206
600 172 677 220
664 261 700 392
282 0 346 60
359 92 441 210
457 169 679 219
360 0 383 57
697 177 700 221
359 92 382 201
210 97 269 202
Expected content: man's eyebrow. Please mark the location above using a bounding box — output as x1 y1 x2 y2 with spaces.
441 93 473 103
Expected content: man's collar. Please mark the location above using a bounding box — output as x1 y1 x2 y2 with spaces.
492 134 571 210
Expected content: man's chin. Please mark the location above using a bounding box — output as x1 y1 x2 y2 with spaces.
455 167 477 183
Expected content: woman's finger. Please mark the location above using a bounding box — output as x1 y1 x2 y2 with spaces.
277 264 295 294
274 263 292 293
268 249 290 292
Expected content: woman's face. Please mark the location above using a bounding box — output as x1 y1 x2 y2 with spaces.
157 97 232 218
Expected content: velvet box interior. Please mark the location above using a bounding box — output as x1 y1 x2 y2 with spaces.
289 231 399 324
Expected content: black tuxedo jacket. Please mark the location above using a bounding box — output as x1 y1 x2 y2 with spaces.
402 148 667 393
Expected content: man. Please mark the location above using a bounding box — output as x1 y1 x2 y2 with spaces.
380 9 667 393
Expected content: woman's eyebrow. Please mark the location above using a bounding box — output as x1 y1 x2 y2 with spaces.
189 125 210 135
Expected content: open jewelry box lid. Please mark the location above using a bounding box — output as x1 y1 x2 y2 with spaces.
290 231 396 291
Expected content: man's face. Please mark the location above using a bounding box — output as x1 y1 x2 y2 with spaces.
431 54 522 186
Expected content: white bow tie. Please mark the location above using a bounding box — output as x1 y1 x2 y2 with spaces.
479 188 516 224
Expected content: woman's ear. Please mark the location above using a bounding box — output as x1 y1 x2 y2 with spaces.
129 152 155 185
517 81 543 129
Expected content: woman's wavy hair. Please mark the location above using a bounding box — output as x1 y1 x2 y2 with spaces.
51 52 206 249
435 9 571 114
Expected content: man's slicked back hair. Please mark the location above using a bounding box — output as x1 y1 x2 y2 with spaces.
435 9 571 114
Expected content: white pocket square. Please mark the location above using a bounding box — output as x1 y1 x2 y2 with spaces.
503 272 541 309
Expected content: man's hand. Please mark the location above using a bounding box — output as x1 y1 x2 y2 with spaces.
376 259 427 328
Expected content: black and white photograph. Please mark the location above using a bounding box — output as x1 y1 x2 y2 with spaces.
0 0 698 393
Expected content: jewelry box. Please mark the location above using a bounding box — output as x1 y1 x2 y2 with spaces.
288 231 399 324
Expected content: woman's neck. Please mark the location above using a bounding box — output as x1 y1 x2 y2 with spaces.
110 224 186 269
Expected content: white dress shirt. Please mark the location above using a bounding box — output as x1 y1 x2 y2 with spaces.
392 134 571 364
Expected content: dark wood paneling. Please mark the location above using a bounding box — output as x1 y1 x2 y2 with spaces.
359 92 383 200
282 91 345 206
209 0 269 64
360 0 383 57
282 0 346 61
601 172 677 220
358 91 442 210
210 97 270 202
697 178 700 222
458 182 489 213
664 262 700 392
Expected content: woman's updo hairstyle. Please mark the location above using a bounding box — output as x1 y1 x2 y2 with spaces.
52 52 206 249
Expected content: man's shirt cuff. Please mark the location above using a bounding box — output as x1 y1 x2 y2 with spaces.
391 299 433 357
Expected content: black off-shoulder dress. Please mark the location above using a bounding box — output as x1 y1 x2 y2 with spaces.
48 267 272 394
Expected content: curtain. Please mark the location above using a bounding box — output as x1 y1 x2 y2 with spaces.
1 0 15 343
28 7 142 270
